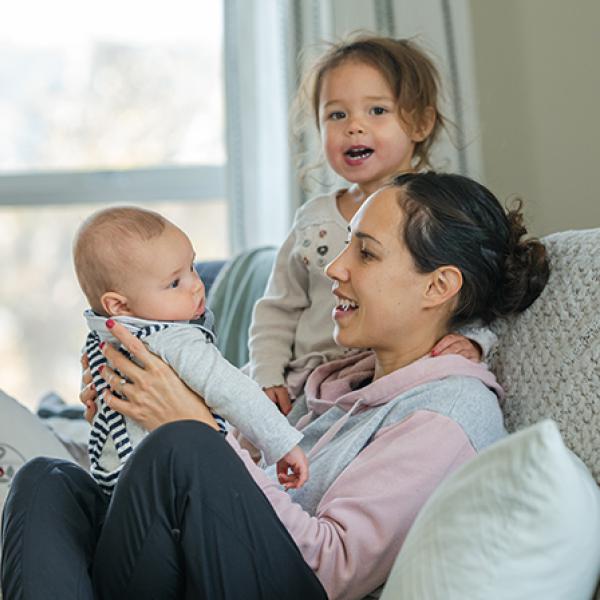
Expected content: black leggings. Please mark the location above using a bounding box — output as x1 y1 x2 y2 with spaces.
1 421 327 600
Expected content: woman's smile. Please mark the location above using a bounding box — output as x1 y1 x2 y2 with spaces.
332 291 359 321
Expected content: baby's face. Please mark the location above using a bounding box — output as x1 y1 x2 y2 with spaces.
121 223 206 322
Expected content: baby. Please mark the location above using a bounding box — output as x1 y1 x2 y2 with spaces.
73 206 307 494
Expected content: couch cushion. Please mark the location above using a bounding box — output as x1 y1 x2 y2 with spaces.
207 246 276 367
0 390 74 508
489 228 600 484
194 259 227 297
381 420 600 600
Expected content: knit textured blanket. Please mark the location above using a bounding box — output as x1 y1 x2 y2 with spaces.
489 228 600 485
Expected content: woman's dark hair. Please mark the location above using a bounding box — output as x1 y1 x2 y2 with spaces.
392 172 550 326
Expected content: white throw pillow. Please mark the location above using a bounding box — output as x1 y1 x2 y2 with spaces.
0 389 74 509
381 420 600 600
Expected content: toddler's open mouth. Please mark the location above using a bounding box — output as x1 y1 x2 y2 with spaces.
344 146 374 162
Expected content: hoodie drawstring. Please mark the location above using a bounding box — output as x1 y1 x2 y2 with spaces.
307 398 364 460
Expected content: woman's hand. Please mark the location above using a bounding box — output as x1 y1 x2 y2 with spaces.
79 353 97 424
99 320 219 432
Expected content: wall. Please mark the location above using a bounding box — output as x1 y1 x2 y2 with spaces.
469 0 600 236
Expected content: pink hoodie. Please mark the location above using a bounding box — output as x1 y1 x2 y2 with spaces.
228 351 504 599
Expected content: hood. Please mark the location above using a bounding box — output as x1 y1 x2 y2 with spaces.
303 350 503 419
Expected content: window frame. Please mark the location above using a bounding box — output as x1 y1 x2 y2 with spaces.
0 165 225 207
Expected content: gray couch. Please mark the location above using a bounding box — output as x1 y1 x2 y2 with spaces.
1 228 599 599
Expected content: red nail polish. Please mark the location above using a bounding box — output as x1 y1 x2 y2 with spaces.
106 319 115 329
99 341 106 350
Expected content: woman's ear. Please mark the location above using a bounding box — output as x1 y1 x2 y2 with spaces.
412 106 436 142
423 266 462 308
100 292 133 317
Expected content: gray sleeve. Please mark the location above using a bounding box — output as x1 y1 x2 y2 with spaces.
145 327 302 465
446 377 506 452
456 322 498 360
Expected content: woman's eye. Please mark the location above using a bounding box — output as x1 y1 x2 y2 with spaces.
329 111 346 121
359 244 374 261
190 262 195 272
169 279 180 289
371 106 387 116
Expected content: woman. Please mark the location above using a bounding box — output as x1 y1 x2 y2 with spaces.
1 173 549 600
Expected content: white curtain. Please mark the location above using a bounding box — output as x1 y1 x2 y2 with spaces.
224 0 292 252
224 0 482 251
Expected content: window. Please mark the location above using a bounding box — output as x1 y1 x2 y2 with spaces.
0 0 228 409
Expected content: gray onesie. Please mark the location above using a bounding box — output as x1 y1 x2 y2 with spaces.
84 310 302 494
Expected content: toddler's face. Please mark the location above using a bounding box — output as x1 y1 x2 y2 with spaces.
120 223 206 322
318 60 416 195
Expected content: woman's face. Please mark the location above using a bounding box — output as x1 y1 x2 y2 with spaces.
326 187 434 356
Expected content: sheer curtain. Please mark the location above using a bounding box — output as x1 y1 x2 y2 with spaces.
224 0 482 251
224 0 291 252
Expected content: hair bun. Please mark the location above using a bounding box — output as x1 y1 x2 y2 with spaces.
496 201 550 317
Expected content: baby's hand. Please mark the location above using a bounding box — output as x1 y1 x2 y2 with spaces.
432 333 482 362
276 446 309 490
264 385 292 415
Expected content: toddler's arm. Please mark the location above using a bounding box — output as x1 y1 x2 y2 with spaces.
248 226 311 388
264 385 292 415
456 322 497 360
145 326 302 465
432 323 497 362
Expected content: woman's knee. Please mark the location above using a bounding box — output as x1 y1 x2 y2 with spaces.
137 420 225 460
16 455 65 475
7 457 99 505
2 457 103 600
3 457 104 543
8 456 77 496
123 420 239 487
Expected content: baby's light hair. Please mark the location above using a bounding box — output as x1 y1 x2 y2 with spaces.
294 34 446 174
73 206 168 314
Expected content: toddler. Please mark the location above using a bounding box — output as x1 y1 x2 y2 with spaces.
73 206 307 494
249 36 496 415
